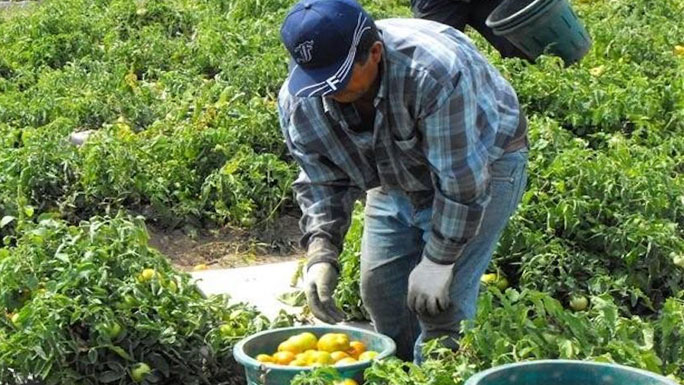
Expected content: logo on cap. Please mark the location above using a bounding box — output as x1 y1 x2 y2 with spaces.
294 40 315 64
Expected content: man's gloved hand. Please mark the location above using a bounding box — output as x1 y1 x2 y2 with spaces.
407 258 455 317
304 262 346 324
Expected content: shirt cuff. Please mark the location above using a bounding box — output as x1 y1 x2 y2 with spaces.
423 232 467 265
306 237 341 272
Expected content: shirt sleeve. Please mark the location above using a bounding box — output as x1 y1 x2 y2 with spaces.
419 72 491 265
278 102 363 272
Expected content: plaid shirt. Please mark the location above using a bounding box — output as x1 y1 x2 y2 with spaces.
278 18 523 268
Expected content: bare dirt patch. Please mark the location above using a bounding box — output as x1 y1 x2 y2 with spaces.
148 214 305 271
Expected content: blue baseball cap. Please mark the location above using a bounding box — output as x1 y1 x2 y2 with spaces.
280 0 375 98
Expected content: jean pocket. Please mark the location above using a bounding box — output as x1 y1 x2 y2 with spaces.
489 162 516 185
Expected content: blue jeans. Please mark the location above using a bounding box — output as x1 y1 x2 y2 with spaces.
360 149 529 363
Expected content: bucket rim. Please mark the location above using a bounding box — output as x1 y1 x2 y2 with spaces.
486 0 556 30
232 324 397 371
464 359 679 385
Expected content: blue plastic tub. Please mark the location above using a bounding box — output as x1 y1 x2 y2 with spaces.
486 0 591 65
465 360 679 385
233 325 396 385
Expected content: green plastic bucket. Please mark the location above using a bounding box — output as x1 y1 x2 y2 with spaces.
465 360 679 385
485 0 591 65
233 325 396 385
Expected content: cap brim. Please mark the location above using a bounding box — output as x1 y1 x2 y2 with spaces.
287 55 354 98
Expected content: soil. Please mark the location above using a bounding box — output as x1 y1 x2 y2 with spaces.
147 214 305 271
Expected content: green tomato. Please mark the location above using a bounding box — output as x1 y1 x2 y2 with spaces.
219 324 233 337
495 276 509 290
131 363 151 382
673 254 684 268
569 295 589 311
107 322 122 339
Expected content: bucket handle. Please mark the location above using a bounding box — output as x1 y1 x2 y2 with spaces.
258 364 272 385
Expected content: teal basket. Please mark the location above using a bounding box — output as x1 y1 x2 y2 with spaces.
465 360 679 385
233 325 396 385
486 0 591 65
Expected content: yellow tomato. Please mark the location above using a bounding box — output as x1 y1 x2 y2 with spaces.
289 359 308 367
674 45 684 56
358 351 379 361
480 273 498 284
346 340 366 359
293 332 318 351
278 338 300 354
139 268 156 281
281 332 317 354
299 349 317 365
317 333 350 353
255 354 273 363
335 357 358 366
272 351 295 365
310 350 334 365
330 351 350 362
334 379 358 385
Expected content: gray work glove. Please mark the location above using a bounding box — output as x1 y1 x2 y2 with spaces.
304 262 346 324
407 258 455 317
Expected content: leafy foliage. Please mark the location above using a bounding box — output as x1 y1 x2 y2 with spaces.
0 214 290 384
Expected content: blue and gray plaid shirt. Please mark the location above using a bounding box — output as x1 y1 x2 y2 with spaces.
278 18 523 268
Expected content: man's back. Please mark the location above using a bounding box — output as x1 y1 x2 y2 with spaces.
278 18 523 193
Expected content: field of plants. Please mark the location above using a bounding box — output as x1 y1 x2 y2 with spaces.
0 0 683 384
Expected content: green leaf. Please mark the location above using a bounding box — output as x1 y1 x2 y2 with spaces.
23 206 35 218
0 216 15 228
277 290 307 307
99 371 124 383
33 345 48 360
87 348 98 364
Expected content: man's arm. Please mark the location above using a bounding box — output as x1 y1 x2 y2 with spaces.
278 99 362 323
279 103 363 271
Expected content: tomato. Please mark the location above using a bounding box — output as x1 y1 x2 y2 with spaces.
346 340 366 359
317 333 350 353
358 351 379 361
480 273 498 284
673 253 684 268
255 354 273 363
193 264 208 271
106 322 122 339
131 363 151 382
219 324 233 337
675 45 684 57
139 269 156 281
330 351 350 362
334 379 358 385
569 295 589 311
272 351 295 365
495 276 510 290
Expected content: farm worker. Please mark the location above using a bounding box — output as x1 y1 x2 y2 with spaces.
277 0 529 363
410 0 531 60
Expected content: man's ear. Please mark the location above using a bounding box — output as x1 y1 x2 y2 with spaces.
370 41 383 64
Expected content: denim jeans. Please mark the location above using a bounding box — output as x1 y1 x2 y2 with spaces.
359 149 529 363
